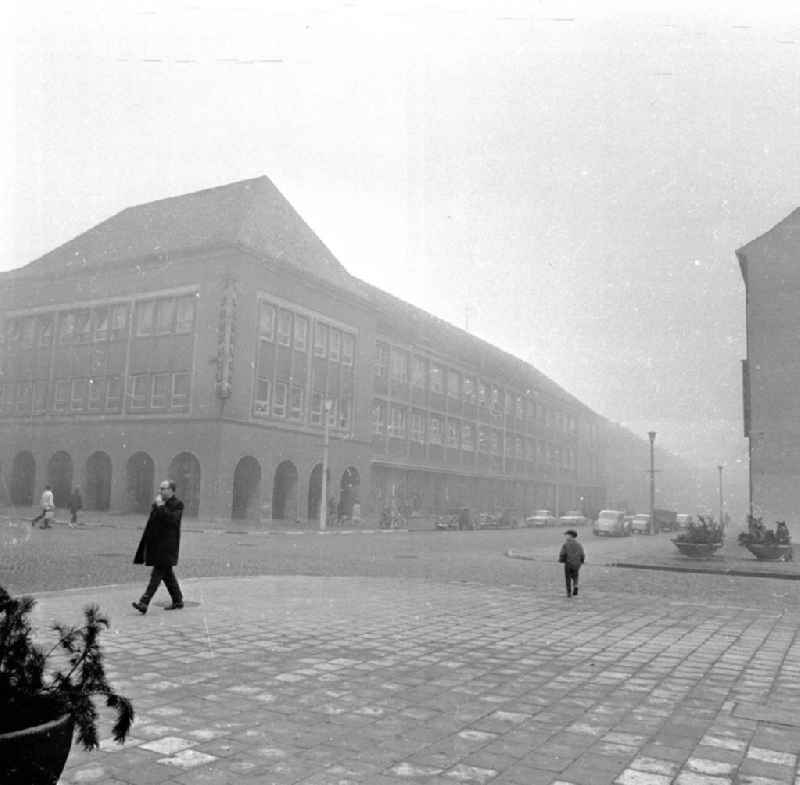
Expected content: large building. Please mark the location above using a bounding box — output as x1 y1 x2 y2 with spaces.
0 176 693 521
738 207 800 526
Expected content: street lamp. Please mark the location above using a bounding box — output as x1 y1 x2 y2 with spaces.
717 465 724 531
320 398 333 531
648 431 656 535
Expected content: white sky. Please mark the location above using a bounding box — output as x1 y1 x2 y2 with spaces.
3 0 800 510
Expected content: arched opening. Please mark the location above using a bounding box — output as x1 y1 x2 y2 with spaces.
307 463 330 522
232 456 262 520
272 460 298 521
126 452 154 514
47 451 73 509
84 451 112 510
10 451 36 506
168 452 201 518
339 466 360 518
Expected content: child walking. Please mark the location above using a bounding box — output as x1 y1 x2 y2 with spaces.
558 529 585 597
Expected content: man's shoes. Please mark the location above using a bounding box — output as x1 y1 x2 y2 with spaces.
164 602 184 611
573 588 579 596
132 601 148 614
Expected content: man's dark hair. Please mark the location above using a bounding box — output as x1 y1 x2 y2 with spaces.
166 480 176 492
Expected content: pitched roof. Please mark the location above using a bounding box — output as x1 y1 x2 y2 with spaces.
736 206 800 286
7 175 353 288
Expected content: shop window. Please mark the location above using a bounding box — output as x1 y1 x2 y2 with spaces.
88 378 105 411
130 375 149 409
70 378 88 411
106 376 122 411
273 380 288 417
54 380 70 413
171 373 190 409
254 378 271 416
151 373 170 409
33 381 48 414
16 382 32 415
288 385 304 420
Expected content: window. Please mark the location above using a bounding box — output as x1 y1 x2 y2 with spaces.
259 302 276 341
311 391 323 425
136 301 155 336
375 342 389 378
342 333 354 365
151 373 170 408
254 378 271 416
526 399 534 421
478 382 488 407
16 382 32 415
479 427 490 452
430 364 443 393
372 401 386 435
339 396 352 430
33 381 48 414
54 380 70 413
411 356 427 388
39 316 53 348
525 440 534 461
106 376 122 411
5 318 20 345
88 378 105 411
314 322 328 357
110 304 128 340
462 424 474 451
446 420 459 447
429 416 443 444
277 310 292 346
516 396 524 419
20 318 35 350
410 411 425 443
390 349 408 382
93 308 109 342
288 385 304 420
176 295 196 334
490 431 500 455
326 398 338 428
130 375 148 409
294 316 308 352
0 383 8 413
60 312 76 344
70 378 88 411
273 380 287 416
171 373 190 409
389 406 406 437
156 298 176 334
74 311 91 343
463 376 475 403
515 436 524 458
447 370 460 399
329 328 341 362
490 386 500 413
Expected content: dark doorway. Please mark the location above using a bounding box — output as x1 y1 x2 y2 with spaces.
168 452 201 517
10 451 36 506
339 466 360 518
47 451 73 509
126 452 154 514
85 451 112 510
307 463 330 522
272 460 298 521
232 456 262 520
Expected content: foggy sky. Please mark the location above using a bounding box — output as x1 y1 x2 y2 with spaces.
3 0 800 512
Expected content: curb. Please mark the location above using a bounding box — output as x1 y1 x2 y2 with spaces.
609 561 800 581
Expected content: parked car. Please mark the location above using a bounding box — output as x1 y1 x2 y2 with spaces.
525 509 557 527
631 513 652 534
654 508 678 532
593 509 630 537
559 510 588 528
676 513 694 530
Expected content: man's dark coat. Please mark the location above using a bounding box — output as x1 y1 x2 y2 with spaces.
133 496 183 567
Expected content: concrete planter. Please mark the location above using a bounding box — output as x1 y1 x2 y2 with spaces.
672 540 723 558
0 712 74 785
744 543 794 561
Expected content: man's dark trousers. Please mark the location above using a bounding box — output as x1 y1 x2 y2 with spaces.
564 564 580 596
140 566 183 607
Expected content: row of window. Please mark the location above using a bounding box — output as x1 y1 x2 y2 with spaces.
372 402 577 468
2 295 197 350
253 377 353 430
0 372 190 415
258 301 355 364
375 342 578 433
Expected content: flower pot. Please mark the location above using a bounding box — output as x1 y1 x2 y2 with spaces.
0 712 74 785
672 539 723 558
744 543 794 561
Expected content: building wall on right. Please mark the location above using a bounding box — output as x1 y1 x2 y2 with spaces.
738 207 800 528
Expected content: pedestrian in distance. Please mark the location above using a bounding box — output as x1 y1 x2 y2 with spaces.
31 485 55 529
559 529 585 598
68 486 83 527
132 480 184 614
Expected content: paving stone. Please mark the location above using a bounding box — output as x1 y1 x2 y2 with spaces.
615 769 673 785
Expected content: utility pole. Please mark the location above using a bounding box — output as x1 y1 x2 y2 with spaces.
717 464 724 531
320 398 332 531
648 431 656 535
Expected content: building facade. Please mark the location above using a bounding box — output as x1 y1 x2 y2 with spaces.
0 176 688 522
738 207 800 526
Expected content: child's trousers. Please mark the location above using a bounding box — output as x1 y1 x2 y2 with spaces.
564 564 580 596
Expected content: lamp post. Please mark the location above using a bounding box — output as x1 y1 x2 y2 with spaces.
648 431 656 535
717 464 724 531
320 398 333 531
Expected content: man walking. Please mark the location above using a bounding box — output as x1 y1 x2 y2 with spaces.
32 485 55 528
68 486 83 527
132 480 184 613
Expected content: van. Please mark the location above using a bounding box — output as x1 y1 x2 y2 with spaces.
593 509 630 537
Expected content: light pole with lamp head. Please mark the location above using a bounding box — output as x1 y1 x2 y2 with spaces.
648 431 656 535
320 398 333 531
717 464 724 531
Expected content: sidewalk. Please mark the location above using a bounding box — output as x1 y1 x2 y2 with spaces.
22 575 800 785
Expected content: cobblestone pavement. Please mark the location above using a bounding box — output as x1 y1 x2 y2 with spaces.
18 572 800 785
